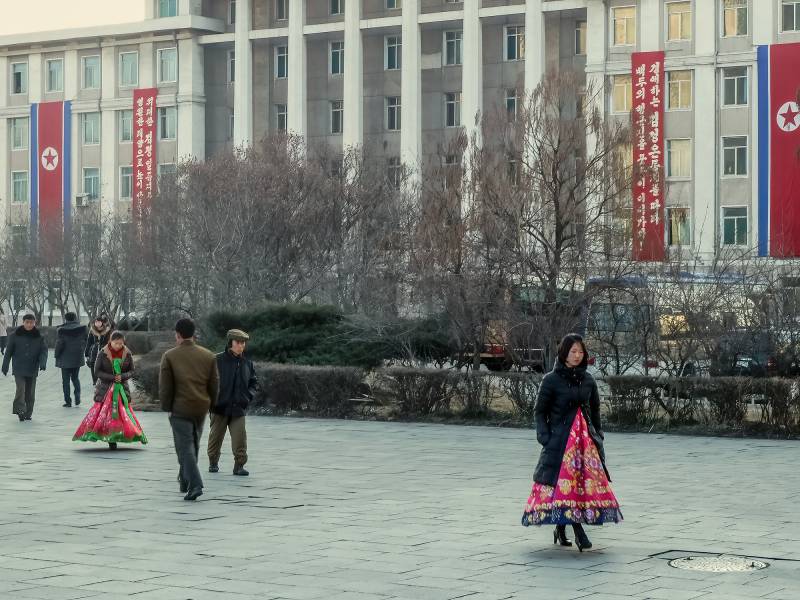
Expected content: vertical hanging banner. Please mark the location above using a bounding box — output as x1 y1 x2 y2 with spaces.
631 51 665 261
757 42 800 257
30 100 72 264
132 88 158 225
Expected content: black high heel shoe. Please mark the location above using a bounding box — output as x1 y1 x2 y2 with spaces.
572 524 592 552
552 525 572 547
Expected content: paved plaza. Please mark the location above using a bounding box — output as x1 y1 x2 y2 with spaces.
0 357 798 600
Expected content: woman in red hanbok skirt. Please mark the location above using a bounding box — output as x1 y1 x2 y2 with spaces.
73 331 147 448
522 334 621 551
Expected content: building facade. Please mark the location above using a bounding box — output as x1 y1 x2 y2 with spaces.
1 0 800 260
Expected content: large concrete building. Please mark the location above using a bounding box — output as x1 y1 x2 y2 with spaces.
1 0 800 258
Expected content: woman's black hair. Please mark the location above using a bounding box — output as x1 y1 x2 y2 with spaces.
110 330 125 342
557 333 588 368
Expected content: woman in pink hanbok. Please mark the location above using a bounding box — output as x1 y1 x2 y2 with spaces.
522 334 621 551
73 331 147 448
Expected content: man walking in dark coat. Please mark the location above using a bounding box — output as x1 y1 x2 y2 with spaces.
1 314 48 421
208 329 258 477
160 318 219 501
55 312 88 407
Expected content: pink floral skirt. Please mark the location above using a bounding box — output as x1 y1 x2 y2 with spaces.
72 385 148 445
522 410 621 526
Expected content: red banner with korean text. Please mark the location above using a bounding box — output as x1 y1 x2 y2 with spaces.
631 52 665 261
132 88 157 226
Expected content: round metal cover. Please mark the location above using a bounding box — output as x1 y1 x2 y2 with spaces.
669 555 768 573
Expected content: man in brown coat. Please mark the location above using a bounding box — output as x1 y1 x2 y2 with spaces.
160 318 219 501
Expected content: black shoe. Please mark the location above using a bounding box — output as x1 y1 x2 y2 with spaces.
553 525 572 547
233 466 249 476
177 475 188 493
108 442 117 450
572 524 592 552
24 416 31 421
17 414 24 422
208 463 219 473
63 402 72 407
184 489 203 501
75 399 81 406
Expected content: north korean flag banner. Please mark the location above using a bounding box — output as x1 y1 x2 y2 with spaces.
30 100 72 263
132 88 157 225
758 42 800 257
631 51 665 262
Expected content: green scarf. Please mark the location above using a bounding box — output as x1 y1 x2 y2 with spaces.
111 357 129 420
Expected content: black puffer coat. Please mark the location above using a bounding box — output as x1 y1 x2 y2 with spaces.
532 360 608 486
212 350 258 417
55 321 88 369
1 326 47 377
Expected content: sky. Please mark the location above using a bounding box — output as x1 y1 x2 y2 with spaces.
0 1 145 36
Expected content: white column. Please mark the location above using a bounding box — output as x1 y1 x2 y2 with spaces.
524 0 544 96
66 46 79 216
29 53 43 104
145 0 155 19
639 0 660 52
694 0 717 257
400 0 421 171
178 37 206 160
342 0 363 151
753 0 775 46
287 0 307 139
233 0 253 146
100 43 117 219
0 55 7 230
140 42 155 88
64 48 78 100
752 0 774 253
462 0 482 145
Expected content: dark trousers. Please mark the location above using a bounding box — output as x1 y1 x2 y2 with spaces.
60 368 81 405
0 336 6 354
13 376 37 418
170 415 205 493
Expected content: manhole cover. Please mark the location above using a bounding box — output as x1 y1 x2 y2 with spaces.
669 555 769 573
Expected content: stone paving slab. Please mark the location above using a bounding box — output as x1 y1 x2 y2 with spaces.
0 354 798 599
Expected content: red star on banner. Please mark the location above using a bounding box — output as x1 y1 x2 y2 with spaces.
42 147 57 168
779 103 800 131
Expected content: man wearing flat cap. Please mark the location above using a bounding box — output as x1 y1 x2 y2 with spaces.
207 329 258 476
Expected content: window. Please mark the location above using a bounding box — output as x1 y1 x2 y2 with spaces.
158 106 177 140
119 110 133 142
575 21 587 55
276 46 288 78
505 26 525 61
12 171 28 203
722 136 748 176
46 58 64 92
227 50 235 83
444 31 463 66
722 207 748 246
613 6 636 45
387 0 400 9
82 112 101 145
11 62 28 94
667 70 692 110
83 168 100 200
11 118 28 150
508 158 520 186
666 2 692 41
158 163 177 180
158 47 178 83
276 0 287 20
331 41 344 75
444 154 460 190
784 1 800 31
723 0 748 37
666 139 692 178
331 100 343 134
11 229 28 256
158 0 177 17
331 0 343 16
120 52 139 87
722 66 748 106
82 55 100 89
386 36 402 70
445 92 461 127
506 89 518 120
229 0 236 25
667 207 691 246
387 157 402 188
120 166 133 199
386 96 401 131
612 74 632 113
275 104 287 131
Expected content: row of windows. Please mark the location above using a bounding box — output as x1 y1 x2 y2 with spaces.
657 206 748 247
8 49 177 95
661 136 750 179
7 107 177 151
9 164 177 204
612 1 800 47
611 66 749 113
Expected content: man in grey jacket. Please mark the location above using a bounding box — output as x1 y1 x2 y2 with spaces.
55 312 88 407
1 314 48 421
